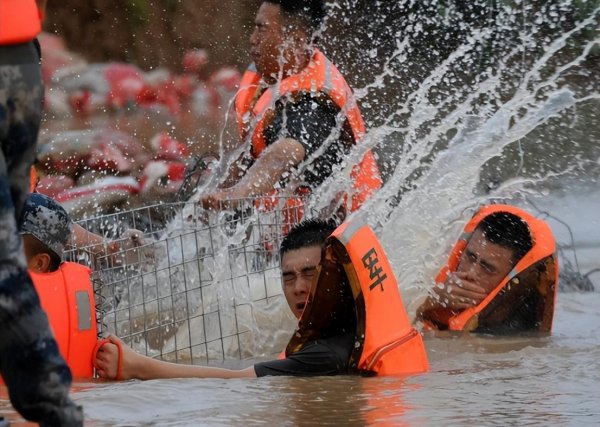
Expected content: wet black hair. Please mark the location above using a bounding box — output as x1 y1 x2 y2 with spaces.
476 211 533 264
279 218 338 257
264 0 326 32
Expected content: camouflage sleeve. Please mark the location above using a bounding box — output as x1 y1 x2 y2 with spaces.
0 43 83 427
0 269 84 427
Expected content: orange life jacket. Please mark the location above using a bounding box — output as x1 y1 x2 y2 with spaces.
285 217 429 376
29 262 98 378
424 204 559 333
234 50 382 211
29 165 38 192
0 0 42 45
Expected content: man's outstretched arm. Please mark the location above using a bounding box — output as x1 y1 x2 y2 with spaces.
201 137 305 210
95 335 257 380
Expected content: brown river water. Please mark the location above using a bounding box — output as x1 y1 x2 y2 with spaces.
2 3 599 422
1 292 598 426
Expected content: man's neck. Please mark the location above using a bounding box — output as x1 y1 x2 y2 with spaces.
262 47 314 85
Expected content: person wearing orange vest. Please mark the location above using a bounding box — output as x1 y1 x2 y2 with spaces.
416 205 558 334
200 0 381 214
1 1 83 425
29 163 149 264
19 193 98 379
94 217 428 379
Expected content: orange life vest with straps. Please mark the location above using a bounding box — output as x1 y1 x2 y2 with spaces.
423 204 559 333
0 0 42 45
29 165 38 192
29 262 98 378
234 50 382 211
285 217 429 376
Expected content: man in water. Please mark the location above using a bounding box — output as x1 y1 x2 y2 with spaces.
95 219 357 378
0 1 83 424
416 205 558 334
95 217 428 378
200 0 381 213
19 193 73 275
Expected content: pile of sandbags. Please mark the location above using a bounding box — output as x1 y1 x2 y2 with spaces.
37 33 236 216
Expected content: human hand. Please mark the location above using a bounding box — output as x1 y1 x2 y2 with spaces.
200 188 246 211
107 229 154 266
94 335 138 380
120 229 149 251
431 272 488 310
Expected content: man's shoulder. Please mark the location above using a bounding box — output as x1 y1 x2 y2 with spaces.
300 332 356 358
253 332 355 377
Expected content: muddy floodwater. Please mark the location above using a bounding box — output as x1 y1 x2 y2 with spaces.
2 2 599 425
0 291 597 426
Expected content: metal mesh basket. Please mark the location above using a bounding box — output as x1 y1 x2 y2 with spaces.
65 196 309 364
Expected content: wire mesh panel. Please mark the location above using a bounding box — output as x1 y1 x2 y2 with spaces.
66 196 308 364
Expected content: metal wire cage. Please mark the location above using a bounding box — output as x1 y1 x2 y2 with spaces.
65 196 308 364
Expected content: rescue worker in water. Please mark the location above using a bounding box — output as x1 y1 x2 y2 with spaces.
18 193 99 379
416 205 559 334
94 217 429 379
200 0 381 213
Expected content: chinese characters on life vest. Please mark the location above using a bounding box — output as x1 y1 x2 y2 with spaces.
361 248 387 291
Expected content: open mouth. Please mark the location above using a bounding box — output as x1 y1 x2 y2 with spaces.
295 301 306 312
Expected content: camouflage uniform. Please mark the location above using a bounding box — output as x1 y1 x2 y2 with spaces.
0 42 83 426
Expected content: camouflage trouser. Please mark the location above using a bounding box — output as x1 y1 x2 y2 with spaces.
0 42 83 426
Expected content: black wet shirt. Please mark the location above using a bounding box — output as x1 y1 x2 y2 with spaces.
253 332 355 377
262 92 355 189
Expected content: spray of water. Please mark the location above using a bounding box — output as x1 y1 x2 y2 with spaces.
96 1 599 360
316 2 600 298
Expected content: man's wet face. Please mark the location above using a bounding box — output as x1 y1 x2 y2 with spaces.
281 245 321 319
250 2 287 81
457 228 516 294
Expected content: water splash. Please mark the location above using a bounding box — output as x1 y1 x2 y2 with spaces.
315 2 600 297
91 1 600 361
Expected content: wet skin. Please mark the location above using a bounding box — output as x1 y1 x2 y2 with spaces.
250 2 310 84
433 228 516 310
250 2 286 82
281 245 321 319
